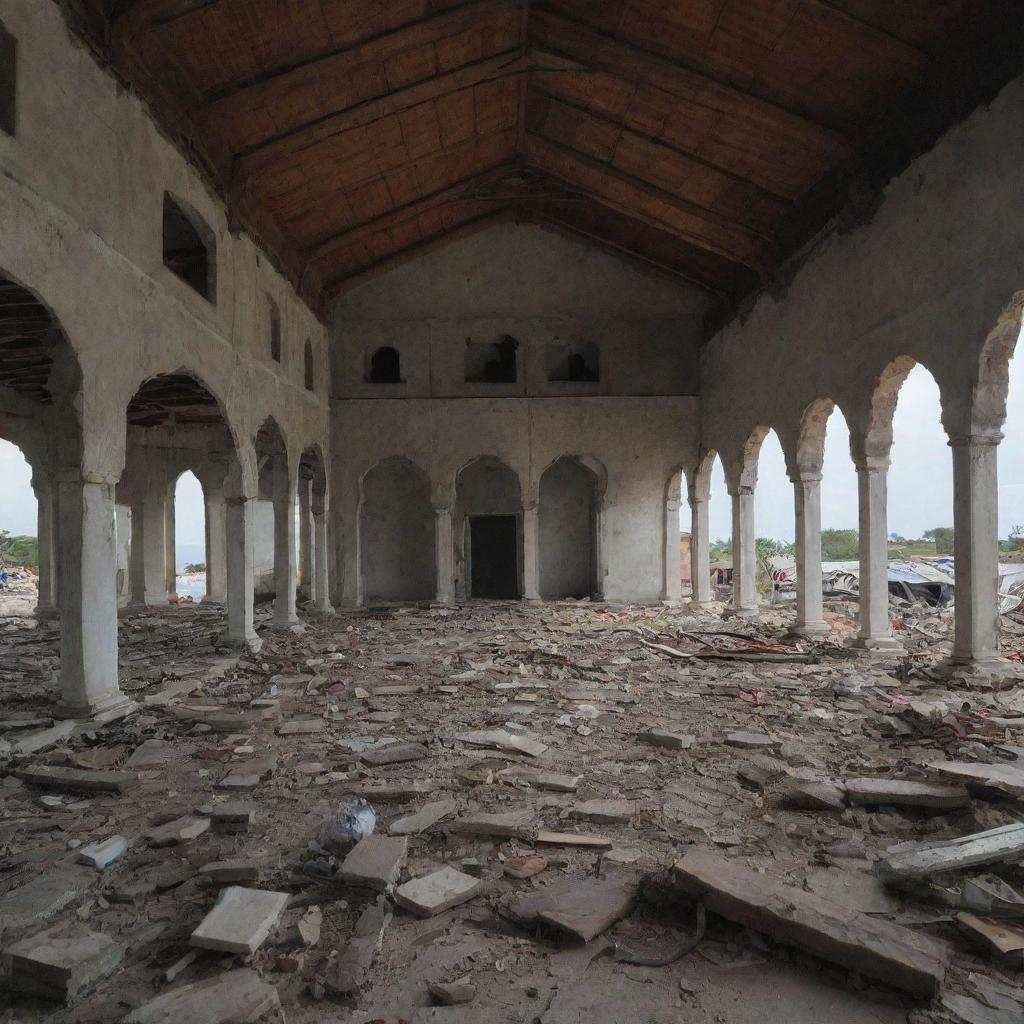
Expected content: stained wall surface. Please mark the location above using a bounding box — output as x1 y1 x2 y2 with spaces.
539 458 597 599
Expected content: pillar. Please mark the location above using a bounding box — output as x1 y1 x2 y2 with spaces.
338 495 361 608
791 473 829 635
272 467 299 626
522 502 540 601
853 457 902 651
688 485 712 607
298 476 313 600
951 433 1003 666
128 502 146 606
142 496 168 605
54 476 135 720
32 476 58 620
203 493 227 603
312 497 334 615
730 485 758 615
662 491 682 603
164 494 176 599
224 495 260 650
434 505 455 605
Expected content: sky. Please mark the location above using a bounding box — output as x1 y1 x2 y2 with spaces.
2 349 1024 561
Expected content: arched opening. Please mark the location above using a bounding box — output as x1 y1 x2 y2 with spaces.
162 193 216 301
173 470 206 602
0 18 16 137
304 339 315 392
267 295 281 363
0 438 38 618
254 418 290 616
696 452 731 593
465 334 518 383
539 457 599 598
368 346 402 384
744 428 792 599
359 457 434 604
999 325 1024 553
455 457 522 598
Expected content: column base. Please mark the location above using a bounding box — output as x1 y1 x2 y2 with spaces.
143 592 169 607
732 607 759 619
220 630 263 653
201 594 226 606
689 599 716 612
271 615 303 631
788 621 831 638
33 606 60 622
54 692 138 723
850 635 906 655
311 603 336 617
947 651 1013 674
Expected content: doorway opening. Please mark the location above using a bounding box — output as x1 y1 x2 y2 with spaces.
469 515 518 598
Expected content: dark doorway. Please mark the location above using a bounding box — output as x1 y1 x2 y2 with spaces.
470 515 518 598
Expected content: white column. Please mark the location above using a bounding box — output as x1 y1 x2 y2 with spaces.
298 476 313 600
203 493 227 603
272 468 299 626
951 433 1003 666
688 487 712 607
128 503 146 606
142 496 168 605
224 495 260 650
731 485 758 615
54 476 134 719
312 501 334 615
338 495 361 608
522 503 540 601
792 473 829 635
662 491 682 603
164 494 177 599
853 457 902 651
33 476 59 620
434 505 455 605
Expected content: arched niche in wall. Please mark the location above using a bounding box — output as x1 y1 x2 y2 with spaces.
464 334 518 383
304 339 315 392
162 194 216 301
367 346 402 384
359 456 434 604
546 341 599 383
455 456 522 598
539 457 600 598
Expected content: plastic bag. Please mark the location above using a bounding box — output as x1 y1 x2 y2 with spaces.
319 798 376 854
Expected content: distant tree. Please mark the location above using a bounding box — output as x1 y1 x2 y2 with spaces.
0 531 38 568
821 529 859 560
1010 524 1024 552
183 562 207 574
709 538 732 561
923 527 954 555
888 532 907 544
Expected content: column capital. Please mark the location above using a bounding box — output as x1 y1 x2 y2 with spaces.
687 486 709 505
854 456 890 473
792 470 822 484
948 431 1003 448
432 504 452 517
728 484 755 498
666 497 681 512
523 501 539 515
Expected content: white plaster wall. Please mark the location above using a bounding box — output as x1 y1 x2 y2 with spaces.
539 459 596 599
0 1 329 491
700 71 1024 476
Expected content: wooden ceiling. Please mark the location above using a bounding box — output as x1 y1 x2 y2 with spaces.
60 0 1024 322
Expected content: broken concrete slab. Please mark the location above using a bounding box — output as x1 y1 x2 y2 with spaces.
341 780 436 801
877 824 1024 882
360 742 430 766
275 718 325 735
926 760 1024 799
639 730 695 750
504 855 548 879
723 731 779 751
496 766 581 792
77 835 129 869
124 968 281 1023
15 764 138 793
12 719 77 755
845 778 970 809
338 835 409 892
4 923 124 1002
209 802 256 834
190 886 290 955
0 867 94 939
449 809 534 838
125 737 176 767
536 830 612 850
570 799 634 824
781 779 847 810
389 798 457 836
504 874 636 942
429 979 476 1005
326 898 391 994
145 815 211 846
198 860 261 885
393 867 482 917
673 848 947 997
456 728 547 757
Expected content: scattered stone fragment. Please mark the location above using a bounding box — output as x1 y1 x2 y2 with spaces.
145 815 211 847
496 766 581 792
298 905 322 946
77 835 129 869
877 823 1024 882
124 968 281 1023
456 728 547 757
449 809 533 837
845 778 970 809
956 912 1024 964
360 742 430 766
216 771 263 790
723 731 779 751
4 924 124 1002
394 867 482 917
15 764 139 793
276 718 325 735
0 868 94 939
338 835 409 892
504 855 548 879
505 874 636 942
927 760 1024 799
570 799 634 824
429 979 477 1005
342 780 435 801
536 830 612 850
371 685 422 696
125 738 175 767
210 802 256 834
389 798 457 836
782 779 847 810
198 860 260 885
190 886 290 955
639 730 695 750
326 898 391 994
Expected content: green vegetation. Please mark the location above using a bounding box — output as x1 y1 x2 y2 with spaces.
821 529 859 560
0 530 38 568
183 562 207 574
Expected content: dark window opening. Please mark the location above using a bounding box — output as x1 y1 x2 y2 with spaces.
0 21 15 138
304 339 315 391
547 341 599 382
469 515 519 598
368 346 402 383
465 334 518 383
162 193 215 301
268 296 281 362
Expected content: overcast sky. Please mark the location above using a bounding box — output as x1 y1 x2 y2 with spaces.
2 354 1024 565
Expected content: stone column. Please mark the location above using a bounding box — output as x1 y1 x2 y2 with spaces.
54 476 134 719
272 467 299 627
791 473 829 636
142 496 168 605
853 457 902 651
730 485 758 616
312 497 334 615
297 476 313 600
128 503 146 606
522 502 540 601
224 495 260 650
203 493 227 603
337 496 361 608
662 491 682 603
951 433 1003 666
32 476 59 620
433 505 455 605
164 494 177 599
688 486 712 608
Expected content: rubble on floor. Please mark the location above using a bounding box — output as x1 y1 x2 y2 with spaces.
2 597 1024 1023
